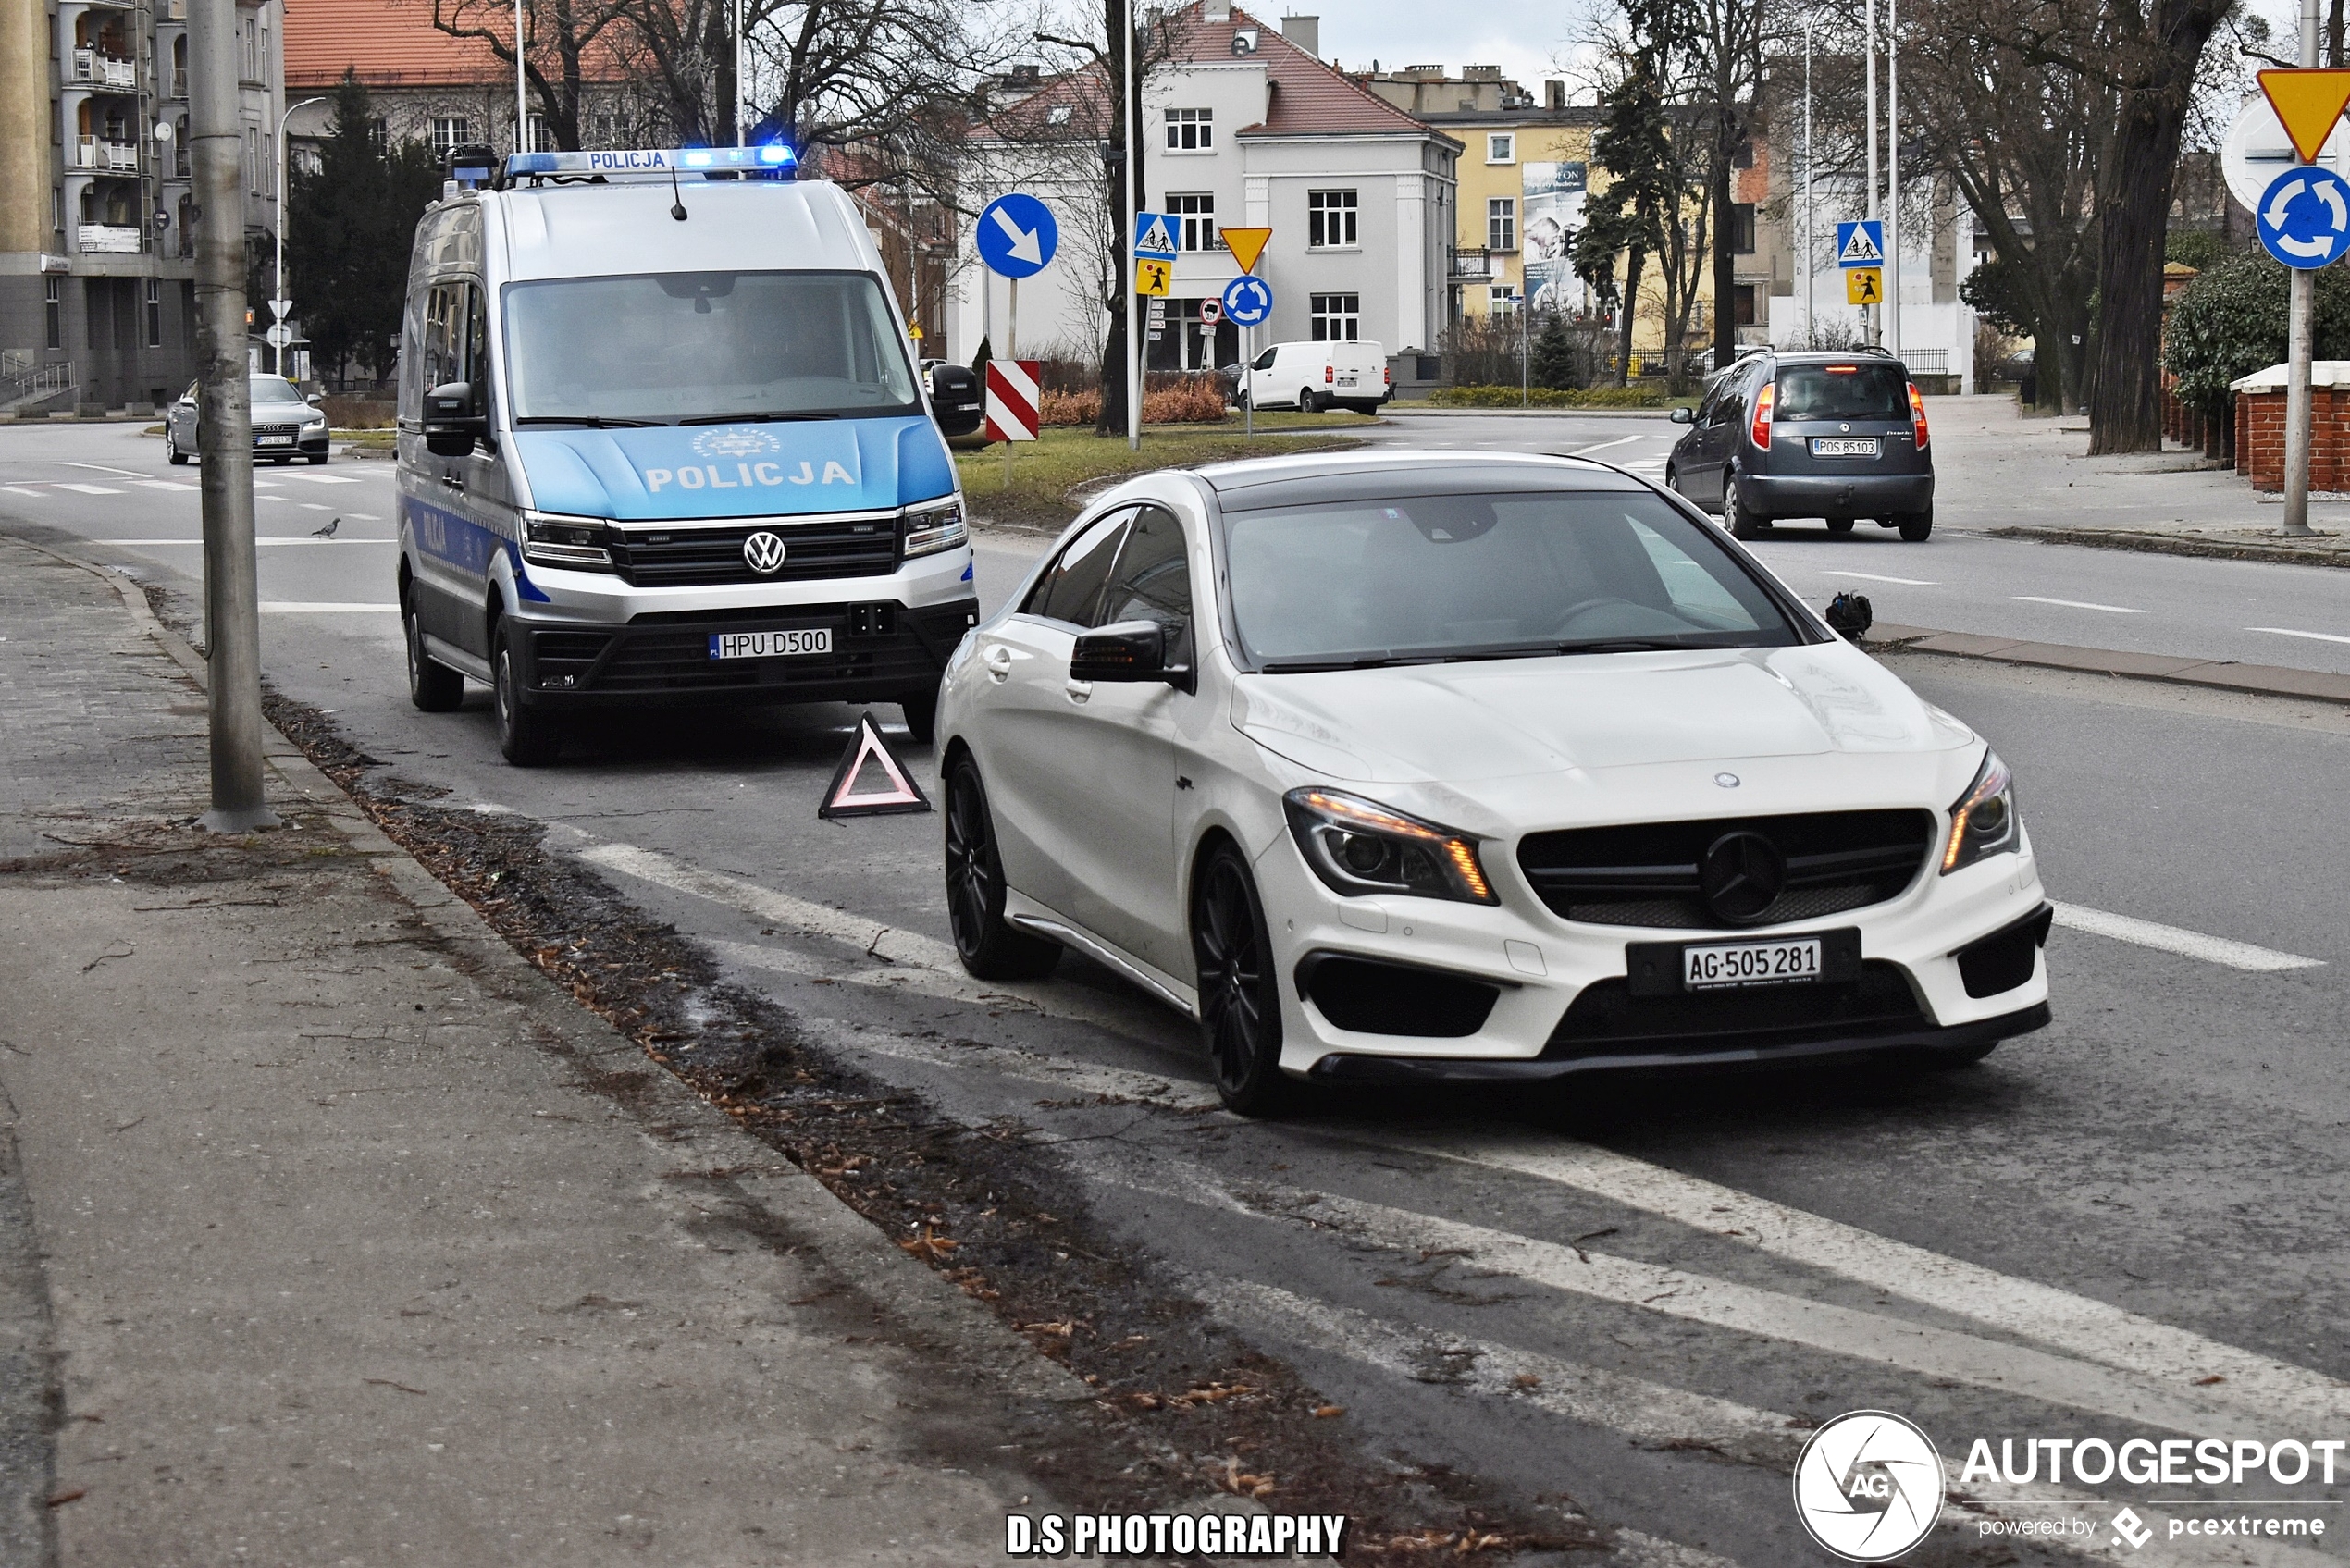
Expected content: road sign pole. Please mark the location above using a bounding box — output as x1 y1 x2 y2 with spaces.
1244 324 1253 439
2285 0 2324 537
1123 1 1140 452
1864 0 1879 346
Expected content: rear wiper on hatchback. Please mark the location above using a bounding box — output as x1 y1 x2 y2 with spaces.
677 411 827 426
513 414 664 428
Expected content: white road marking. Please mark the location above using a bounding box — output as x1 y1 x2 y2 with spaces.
1389 1135 2350 1426
786 1008 1215 1111
257 601 398 612
55 461 147 477
0 486 42 497
2247 625 2350 646
348 512 382 521
2013 595 2146 614
1197 1276 2331 1568
131 480 199 492
1824 569 1936 586
300 502 331 511
284 471 361 484
53 483 122 495
251 478 279 488
578 841 960 970
1569 436 1642 457
2052 902 2323 972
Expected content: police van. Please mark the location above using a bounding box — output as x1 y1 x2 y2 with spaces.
396 143 976 764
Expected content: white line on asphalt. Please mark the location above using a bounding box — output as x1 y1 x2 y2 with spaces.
257 602 399 612
1194 1275 2331 1568
785 1007 1215 1111
578 841 960 970
251 478 279 488
349 512 382 521
1569 436 1643 457
2247 625 2350 646
300 502 331 511
2051 902 2323 972
0 487 41 497
1387 1136 2350 1426
284 472 361 484
131 480 199 492
55 461 147 477
2014 595 2146 614
1824 570 1936 586
53 483 121 495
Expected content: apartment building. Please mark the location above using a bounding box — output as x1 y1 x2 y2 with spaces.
2 0 281 410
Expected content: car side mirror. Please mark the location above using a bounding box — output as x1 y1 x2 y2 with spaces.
424 379 485 456
1669 406 1695 424
1071 619 1192 692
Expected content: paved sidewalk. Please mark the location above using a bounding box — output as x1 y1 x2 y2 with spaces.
0 533 1077 1565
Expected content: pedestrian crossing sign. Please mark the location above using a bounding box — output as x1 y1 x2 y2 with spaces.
1837 220 1884 267
1845 267 1883 306
1133 212 1179 261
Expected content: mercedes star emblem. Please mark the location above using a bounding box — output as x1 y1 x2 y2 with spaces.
1700 831 1787 924
742 531 787 574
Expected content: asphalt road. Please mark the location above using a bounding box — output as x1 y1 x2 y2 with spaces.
8 421 2350 1562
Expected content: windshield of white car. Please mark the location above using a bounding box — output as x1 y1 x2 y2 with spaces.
1223 489 1802 668
501 270 920 424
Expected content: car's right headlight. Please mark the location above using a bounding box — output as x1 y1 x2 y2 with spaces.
520 511 614 572
1283 787 1497 905
1942 748 2017 873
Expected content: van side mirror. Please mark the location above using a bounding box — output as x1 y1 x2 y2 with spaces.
424 380 485 456
926 363 983 438
1070 619 1192 692
1669 405 1695 424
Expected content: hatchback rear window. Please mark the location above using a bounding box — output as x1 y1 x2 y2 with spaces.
1775 364 1907 421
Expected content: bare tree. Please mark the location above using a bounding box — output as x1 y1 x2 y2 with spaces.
423 0 634 150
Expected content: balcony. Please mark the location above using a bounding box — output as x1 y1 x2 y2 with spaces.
169 68 187 99
77 223 143 254
70 49 140 89
1450 246 1499 280
74 137 141 173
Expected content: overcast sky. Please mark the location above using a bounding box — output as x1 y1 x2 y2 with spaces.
1266 1 1581 95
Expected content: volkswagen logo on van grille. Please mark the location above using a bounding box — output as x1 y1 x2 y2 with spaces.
742 531 788 574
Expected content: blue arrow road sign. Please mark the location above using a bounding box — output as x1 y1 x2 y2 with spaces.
1836 219 1884 268
1221 274 1273 327
2257 166 2350 270
977 193 1058 278
1133 211 1180 262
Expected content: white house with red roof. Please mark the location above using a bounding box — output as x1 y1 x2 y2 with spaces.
949 3 1460 380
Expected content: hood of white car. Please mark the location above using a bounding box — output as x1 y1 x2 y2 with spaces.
1231 642 1970 788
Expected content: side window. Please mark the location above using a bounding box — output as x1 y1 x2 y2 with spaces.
1252 346 1276 371
1022 511 1132 626
1097 506 1193 660
1693 374 1725 426
464 282 488 406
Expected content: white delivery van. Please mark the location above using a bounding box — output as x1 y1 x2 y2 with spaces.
1235 340 1391 414
396 142 975 764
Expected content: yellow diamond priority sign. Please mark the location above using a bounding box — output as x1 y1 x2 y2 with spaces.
1845 267 1883 306
2258 68 2350 164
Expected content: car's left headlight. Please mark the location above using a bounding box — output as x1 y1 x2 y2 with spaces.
902 498 967 557
1283 787 1498 905
1942 748 2018 873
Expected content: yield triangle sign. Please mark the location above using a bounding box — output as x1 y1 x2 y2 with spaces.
2259 68 2350 164
1222 225 1272 273
818 711 933 819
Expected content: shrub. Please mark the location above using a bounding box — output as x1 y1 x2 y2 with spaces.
1039 388 1101 426
1142 375 1228 423
1426 384 1671 409
2161 251 2350 417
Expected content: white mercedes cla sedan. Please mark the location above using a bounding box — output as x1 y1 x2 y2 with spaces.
936 451 2050 1115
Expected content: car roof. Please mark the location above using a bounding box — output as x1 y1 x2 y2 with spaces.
1192 449 1651 512
472 179 883 284
1761 349 1905 366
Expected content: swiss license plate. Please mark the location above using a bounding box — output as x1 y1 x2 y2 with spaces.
708 627 832 661
1683 937 1822 990
257 434 295 446
1810 437 1880 457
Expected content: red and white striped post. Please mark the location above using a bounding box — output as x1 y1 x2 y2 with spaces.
985 358 1040 492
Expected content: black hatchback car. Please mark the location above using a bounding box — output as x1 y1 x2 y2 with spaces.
1666 348 1935 540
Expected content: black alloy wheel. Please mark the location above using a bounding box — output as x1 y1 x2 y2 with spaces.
1725 475 1770 539
403 591 464 712
1192 845 1295 1117
943 757 1061 981
492 624 561 766
1825 517 1856 534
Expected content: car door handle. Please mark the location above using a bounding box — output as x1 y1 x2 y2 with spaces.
439 474 464 493
1065 678 1092 704
983 646 1013 682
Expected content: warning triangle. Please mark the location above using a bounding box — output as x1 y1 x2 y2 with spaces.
2259 69 2350 164
818 711 933 819
1222 225 1272 273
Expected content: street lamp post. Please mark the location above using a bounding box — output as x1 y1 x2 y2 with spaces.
1123 0 1140 451
1802 11 1817 349
1886 0 1902 359
273 95 326 378
513 0 527 150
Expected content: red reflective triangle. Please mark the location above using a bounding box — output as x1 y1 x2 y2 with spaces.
819 711 933 818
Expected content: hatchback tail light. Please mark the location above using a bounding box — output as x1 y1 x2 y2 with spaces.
1750 381 1775 450
1325 365 1335 384
1909 381 1930 449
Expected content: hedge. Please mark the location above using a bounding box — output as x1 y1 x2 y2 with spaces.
1425 384 1673 409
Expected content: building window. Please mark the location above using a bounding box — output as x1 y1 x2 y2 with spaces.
237 15 259 82
44 279 63 351
433 117 471 157
1164 107 1212 151
1309 292 1359 341
144 278 162 346
51 188 63 235
1488 284 1517 318
527 115 555 153
1487 132 1515 164
1307 189 1357 248
1733 284 1756 327
1488 196 1515 252
1730 202 1756 254
1169 192 1217 251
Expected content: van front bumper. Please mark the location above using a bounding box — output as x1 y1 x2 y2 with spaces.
505 597 979 709
1742 471 1934 517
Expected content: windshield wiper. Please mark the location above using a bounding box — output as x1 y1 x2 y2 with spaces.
514 415 664 428
677 411 829 426
1549 638 1696 654
1257 652 1457 673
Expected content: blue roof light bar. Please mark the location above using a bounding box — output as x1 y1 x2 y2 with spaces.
504 144 798 180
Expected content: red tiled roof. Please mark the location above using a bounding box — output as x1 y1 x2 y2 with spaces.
1178 4 1450 140
284 0 627 91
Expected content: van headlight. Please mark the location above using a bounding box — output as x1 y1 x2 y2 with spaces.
902 498 967 557
1283 787 1497 905
521 510 614 571
1942 749 2017 873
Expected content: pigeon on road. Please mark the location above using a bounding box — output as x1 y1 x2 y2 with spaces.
311 517 339 538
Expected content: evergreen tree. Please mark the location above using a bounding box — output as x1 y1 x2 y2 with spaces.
283 72 442 387
1530 312 1578 390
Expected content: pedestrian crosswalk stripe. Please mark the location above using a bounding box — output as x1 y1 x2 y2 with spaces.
54 482 121 495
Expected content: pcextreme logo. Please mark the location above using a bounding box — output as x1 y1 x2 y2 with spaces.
1792 1411 1946 1562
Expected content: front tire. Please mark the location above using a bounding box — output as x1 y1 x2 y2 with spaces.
898 687 938 746
307 451 328 465
1193 844 1295 1117
166 433 189 466
943 757 1062 981
403 592 464 712
1725 475 1770 539
492 624 561 766
1897 511 1934 542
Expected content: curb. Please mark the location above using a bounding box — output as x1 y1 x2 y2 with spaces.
1985 525 2350 570
1867 621 2350 705
1384 404 1676 420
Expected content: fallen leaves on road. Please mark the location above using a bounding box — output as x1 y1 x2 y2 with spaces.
45 1488 86 1508
1313 1404 1345 1418
363 1377 427 1396
897 1225 959 1262
1220 1455 1277 1497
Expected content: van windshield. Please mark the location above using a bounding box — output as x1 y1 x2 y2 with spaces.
501 270 921 425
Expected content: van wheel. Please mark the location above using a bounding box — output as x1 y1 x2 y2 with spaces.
492 625 561 766
1825 517 1856 534
1194 844 1296 1117
898 686 938 746
1897 512 1934 542
943 756 1062 982
1296 389 1319 414
1725 475 1770 539
403 592 464 712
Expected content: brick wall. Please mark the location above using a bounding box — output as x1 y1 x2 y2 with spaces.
2233 385 2350 490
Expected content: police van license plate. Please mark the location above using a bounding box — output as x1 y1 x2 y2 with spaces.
709 628 832 661
1809 437 1879 457
1682 937 1821 990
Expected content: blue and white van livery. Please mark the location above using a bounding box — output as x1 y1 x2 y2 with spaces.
396 144 976 765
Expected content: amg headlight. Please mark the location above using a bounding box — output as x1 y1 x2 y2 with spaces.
1283 787 1497 905
902 498 967 557
521 511 613 571
1942 748 2017 873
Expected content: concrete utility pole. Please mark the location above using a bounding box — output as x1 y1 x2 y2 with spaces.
2285 0 2323 536
1803 11 1816 348
1864 0 1878 346
513 0 528 150
189 0 277 832
1885 0 1902 359
1124 0 1141 451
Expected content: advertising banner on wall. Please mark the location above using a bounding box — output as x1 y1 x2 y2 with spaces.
1521 161 1589 315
